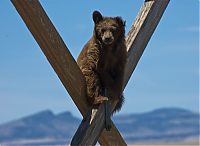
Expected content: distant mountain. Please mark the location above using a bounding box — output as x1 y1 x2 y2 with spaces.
0 110 80 145
113 108 199 144
0 108 199 145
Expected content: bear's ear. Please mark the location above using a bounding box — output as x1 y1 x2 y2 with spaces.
93 11 103 24
115 16 126 27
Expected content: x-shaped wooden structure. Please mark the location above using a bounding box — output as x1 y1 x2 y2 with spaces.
11 0 170 145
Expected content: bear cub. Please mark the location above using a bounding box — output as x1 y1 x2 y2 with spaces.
77 11 127 113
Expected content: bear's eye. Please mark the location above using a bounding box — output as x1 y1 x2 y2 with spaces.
110 28 114 32
96 28 102 35
110 27 117 33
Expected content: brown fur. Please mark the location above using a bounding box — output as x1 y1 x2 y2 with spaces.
77 11 127 112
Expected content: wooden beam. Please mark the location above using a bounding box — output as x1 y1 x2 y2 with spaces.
71 94 111 146
11 0 88 117
110 0 170 122
11 0 125 145
71 102 126 146
71 104 105 146
124 0 170 88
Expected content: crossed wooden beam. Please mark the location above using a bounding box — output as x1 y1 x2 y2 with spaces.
11 0 169 145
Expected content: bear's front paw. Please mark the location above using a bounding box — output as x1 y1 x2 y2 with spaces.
93 96 108 104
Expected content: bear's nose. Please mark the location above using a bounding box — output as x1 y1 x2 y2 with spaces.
104 37 112 42
103 37 114 45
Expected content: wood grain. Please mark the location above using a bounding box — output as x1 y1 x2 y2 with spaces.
111 0 170 122
71 105 105 146
11 0 88 117
124 0 170 88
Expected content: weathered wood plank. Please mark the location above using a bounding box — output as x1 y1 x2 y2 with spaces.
71 90 111 146
11 0 126 145
11 0 88 117
110 0 170 113
124 0 170 88
71 105 105 146
71 101 125 146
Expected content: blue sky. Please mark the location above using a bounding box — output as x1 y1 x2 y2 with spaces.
0 0 199 124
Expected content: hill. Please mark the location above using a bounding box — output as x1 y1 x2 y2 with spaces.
0 108 199 145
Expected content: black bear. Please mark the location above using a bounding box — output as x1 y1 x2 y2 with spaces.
77 11 127 112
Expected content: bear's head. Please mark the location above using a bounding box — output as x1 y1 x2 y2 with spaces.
93 11 125 46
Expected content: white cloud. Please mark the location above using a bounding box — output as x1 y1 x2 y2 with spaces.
181 26 199 33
